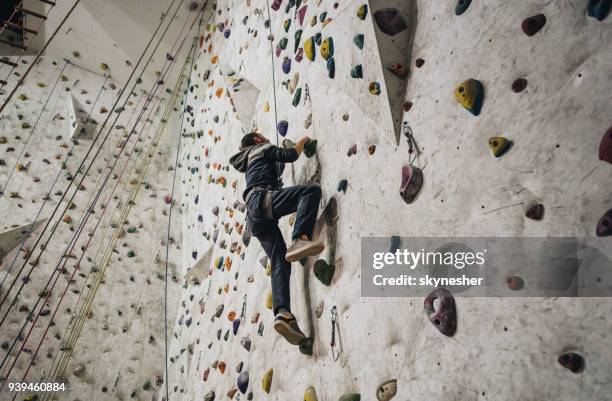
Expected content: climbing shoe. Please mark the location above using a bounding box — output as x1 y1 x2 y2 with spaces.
274 310 306 345
285 239 325 262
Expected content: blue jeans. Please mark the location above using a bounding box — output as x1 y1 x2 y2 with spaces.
246 184 321 314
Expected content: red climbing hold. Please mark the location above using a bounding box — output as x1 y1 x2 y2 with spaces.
558 352 584 373
400 165 423 204
598 127 612 165
163 194 172 204
522 14 546 37
424 288 457 337
271 0 282 11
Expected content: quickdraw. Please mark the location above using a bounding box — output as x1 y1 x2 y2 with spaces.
330 306 340 361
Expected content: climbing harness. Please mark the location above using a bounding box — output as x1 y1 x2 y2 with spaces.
330 306 340 361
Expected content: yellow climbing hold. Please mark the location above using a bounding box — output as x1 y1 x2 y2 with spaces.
266 291 273 309
264 101 270 112
304 386 318 401
266 262 272 276
488 136 511 157
454 79 484 116
100 63 109 70
321 37 334 60
262 369 273 393
304 37 316 61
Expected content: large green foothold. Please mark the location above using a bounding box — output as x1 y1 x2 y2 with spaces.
314 259 334 286
299 337 314 355
353 34 364 49
339 394 361 401
294 29 303 52
304 139 317 157
292 88 302 106
279 37 289 50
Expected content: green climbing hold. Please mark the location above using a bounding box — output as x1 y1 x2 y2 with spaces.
353 34 364 49
314 32 322 46
339 394 361 401
304 139 317 157
304 386 318 401
127 250 135 258
295 29 303 52
293 88 302 106
357 4 368 20
262 369 273 393
279 37 288 50
455 0 471 15
337 179 348 193
321 37 334 60
299 337 314 355
314 259 334 285
327 58 335 79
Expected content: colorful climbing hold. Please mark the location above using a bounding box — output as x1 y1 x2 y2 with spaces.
598 127 612 164
415 58 425 68
525 203 544 220
284 19 292 32
282 57 292 74
506 275 524 290
348 144 357 157
295 29 303 52
271 0 282 11
293 88 302 106
337 179 348 193
351 65 363 79
321 37 334 60
488 136 512 157
368 145 376 155
369 82 381 95
339 394 361 401
424 288 457 336
587 0 611 21
298 5 308 25
304 37 316 61
304 139 317 157
304 386 318 401
262 369 273 393
455 0 471 16
296 47 304 62
314 259 334 286
266 291 273 309
400 165 423 204
387 64 408 78
357 4 368 20
299 337 314 355
353 34 365 49
376 379 397 401
511 78 528 93
454 79 484 116
241 336 252 351
596 209 612 237
277 120 289 137
204 391 215 401
314 32 322 46
374 8 407 36
558 352 584 373
522 14 547 36
327 58 336 78
237 371 249 393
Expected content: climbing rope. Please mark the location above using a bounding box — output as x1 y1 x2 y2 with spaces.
0 61 69 194
164 17 203 400
0 0 189 322
0 0 81 114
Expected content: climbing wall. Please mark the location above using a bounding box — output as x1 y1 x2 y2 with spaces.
166 0 612 400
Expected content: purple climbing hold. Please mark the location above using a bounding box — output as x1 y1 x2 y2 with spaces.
233 318 241 335
596 209 612 237
373 8 408 36
224 29 231 38
295 48 304 62
271 0 282 11
347 144 357 157
277 120 289 137
298 5 308 25
282 57 292 74
400 165 423 204
237 371 249 394
558 352 584 373
598 127 612 164
525 204 544 220
424 288 457 337
522 14 546 37
212 206 219 216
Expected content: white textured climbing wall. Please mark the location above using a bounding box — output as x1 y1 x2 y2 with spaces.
166 0 612 400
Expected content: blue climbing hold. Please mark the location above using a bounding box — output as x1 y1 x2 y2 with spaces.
319 12 327 22
455 0 471 16
224 29 231 38
237 371 249 394
314 32 322 46
277 120 289 137
351 65 363 78
327 58 335 79
337 179 348 193
587 0 611 21
353 34 364 49
282 57 292 74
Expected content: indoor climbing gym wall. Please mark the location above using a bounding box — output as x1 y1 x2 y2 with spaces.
165 0 612 401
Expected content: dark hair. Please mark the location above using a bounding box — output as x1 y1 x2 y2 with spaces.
240 132 259 149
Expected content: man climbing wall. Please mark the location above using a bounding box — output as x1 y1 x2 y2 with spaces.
230 132 324 345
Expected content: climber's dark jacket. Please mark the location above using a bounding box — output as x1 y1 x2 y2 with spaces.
229 142 298 200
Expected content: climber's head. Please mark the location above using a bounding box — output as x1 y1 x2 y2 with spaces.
240 132 269 149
